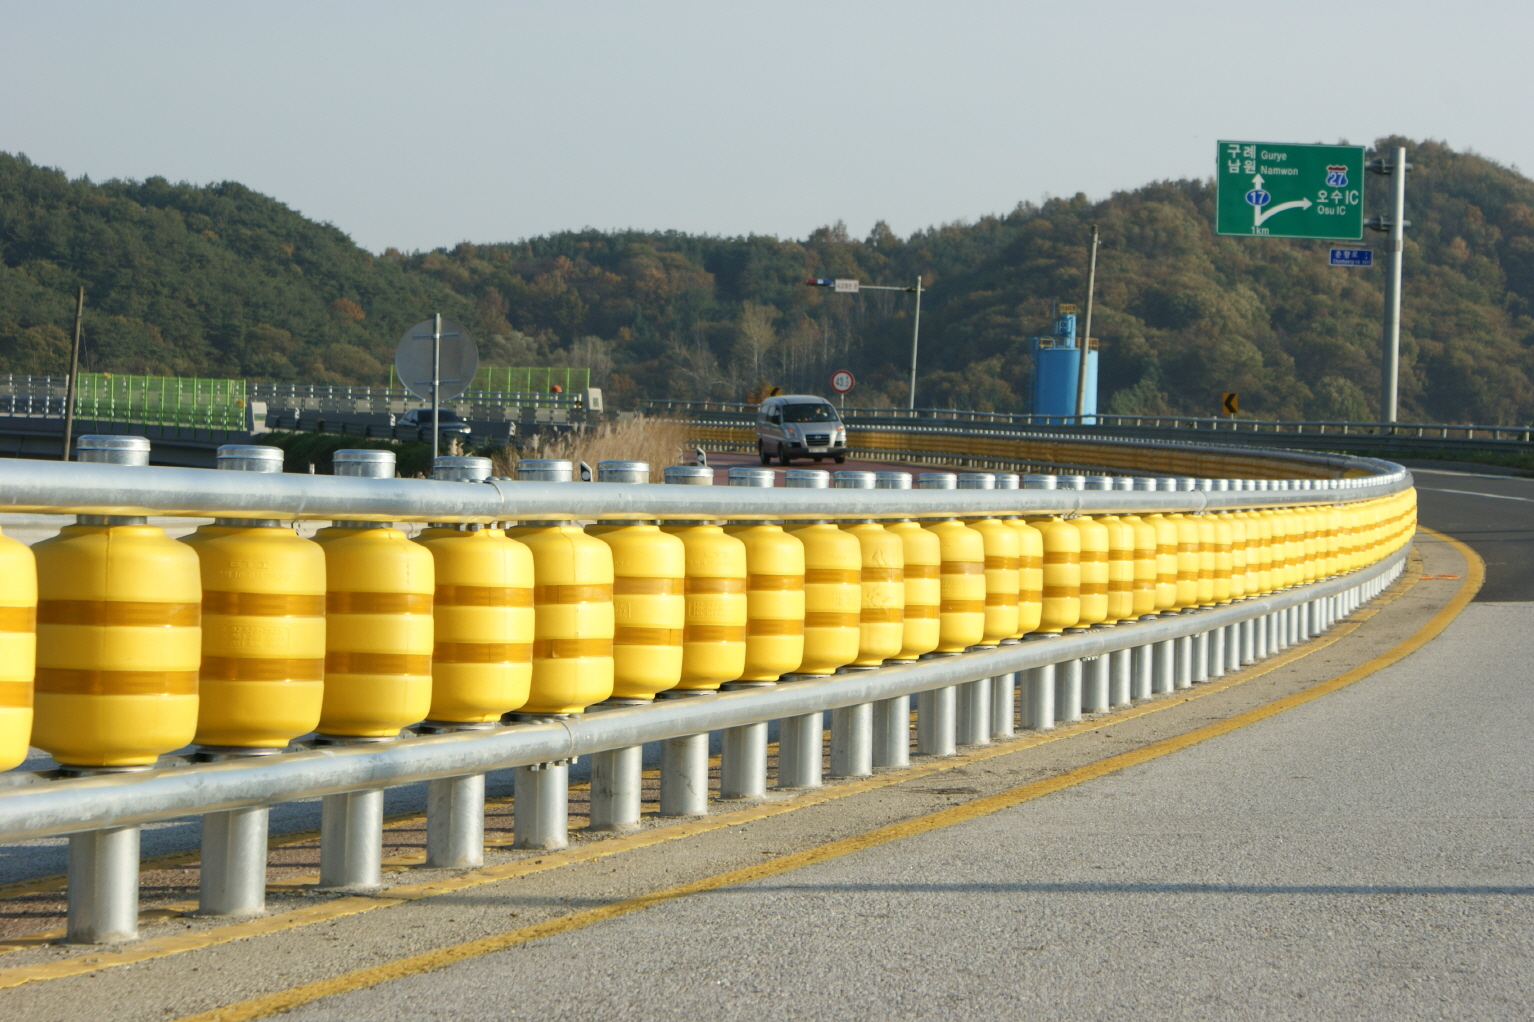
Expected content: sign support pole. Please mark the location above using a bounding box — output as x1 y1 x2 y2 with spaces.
907 276 922 411
61 286 84 461
1074 225 1099 423
1381 145 1407 424
432 312 442 461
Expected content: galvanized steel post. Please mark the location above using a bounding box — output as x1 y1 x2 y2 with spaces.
872 695 911 768
426 774 485 868
589 746 644 829
829 702 874 776
512 761 570 850
319 789 384 890
778 712 824 788
659 734 710 816
67 827 140 943
199 806 270 917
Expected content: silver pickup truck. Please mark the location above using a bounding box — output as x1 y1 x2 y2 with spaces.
755 394 848 465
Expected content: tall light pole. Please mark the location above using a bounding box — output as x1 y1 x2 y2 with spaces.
1074 226 1099 422
1367 146 1409 423
806 276 923 409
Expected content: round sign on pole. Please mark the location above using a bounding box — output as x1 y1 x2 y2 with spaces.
395 318 479 402
831 369 855 394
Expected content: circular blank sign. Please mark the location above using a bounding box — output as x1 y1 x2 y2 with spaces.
395 318 479 401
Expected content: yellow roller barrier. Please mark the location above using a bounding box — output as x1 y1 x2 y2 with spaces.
1005 517 1044 638
787 521 861 674
0 528 36 771
416 525 535 721
887 521 942 661
1195 515 1217 607
32 522 202 767
968 516 1020 645
1025 516 1081 634
1212 514 1234 604
1099 515 1136 624
845 520 906 666
1171 514 1200 609
925 519 987 652
1122 514 1159 618
725 522 806 683
1144 512 1178 612
517 524 615 714
316 526 434 737
588 522 684 701
1069 516 1109 627
188 524 326 748
663 523 748 690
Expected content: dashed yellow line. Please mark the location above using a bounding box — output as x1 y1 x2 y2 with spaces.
170 537 1476 1022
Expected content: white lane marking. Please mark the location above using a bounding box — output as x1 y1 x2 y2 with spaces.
1420 487 1534 503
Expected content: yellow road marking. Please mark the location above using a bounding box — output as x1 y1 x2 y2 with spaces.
0 547 1432 991
170 538 1476 1022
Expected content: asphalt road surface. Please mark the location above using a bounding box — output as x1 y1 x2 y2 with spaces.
257 479 1534 1020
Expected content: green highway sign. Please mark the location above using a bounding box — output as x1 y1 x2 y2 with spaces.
1216 141 1365 240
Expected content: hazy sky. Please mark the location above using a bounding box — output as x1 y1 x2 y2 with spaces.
2 2 1527 255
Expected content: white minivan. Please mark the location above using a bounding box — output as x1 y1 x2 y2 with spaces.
755 394 848 465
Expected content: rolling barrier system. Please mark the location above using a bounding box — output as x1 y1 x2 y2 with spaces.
0 436 1415 944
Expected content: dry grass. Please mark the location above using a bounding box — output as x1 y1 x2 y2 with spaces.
494 417 700 480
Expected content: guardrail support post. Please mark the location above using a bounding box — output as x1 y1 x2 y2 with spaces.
830 703 874 776
1192 631 1210 683
1153 638 1175 694
659 734 710 816
1083 655 1109 713
872 695 910 768
1254 615 1270 660
590 746 643 828
990 673 1016 738
67 826 140 943
955 679 991 746
426 774 485 869
1174 633 1194 690
1131 643 1152 701
513 761 569 850
319 789 383 890
1024 664 1056 729
1056 658 1083 722
1110 649 1132 707
778 712 824 788
917 686 957 755
1209 627 1226 680
199 807 269 916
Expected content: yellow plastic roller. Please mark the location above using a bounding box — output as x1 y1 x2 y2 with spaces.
723 467 806 683
834 472 905 667
32 436 201 768
589 461 684 701
662 465 747 690
785 469 860 674
918 473 986 652
0 526 36 771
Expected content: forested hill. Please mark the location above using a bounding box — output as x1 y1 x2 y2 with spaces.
4 138 1534 423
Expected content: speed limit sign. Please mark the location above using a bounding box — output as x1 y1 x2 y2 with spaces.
831 369 855 394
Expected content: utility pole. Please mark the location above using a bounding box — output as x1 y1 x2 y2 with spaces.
61 287 84 461
907 275 922 411
431 311 442 460
1074 226 1099 422
1368 146 1409 423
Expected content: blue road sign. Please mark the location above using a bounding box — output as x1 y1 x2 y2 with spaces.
1329 248 1374 267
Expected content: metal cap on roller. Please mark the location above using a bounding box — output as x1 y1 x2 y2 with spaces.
1022 473 1057 490
727 467 776 488
517 459 573 482
1255 479 1271 491
597 460 650 484
216 445 284 473
1195 478 1214 492
1175 477 1197 492
333 449 396 479
433 456 493 482
1058 474 1087 491
76 434 150 466
1156 477 1178 491
993 472 1020 490
1112 477 1136 491
1131 476 1157 491
956 473 994 489
916 472 956 490
874 471 912 490
832 471 877 489
1214 479 1232 492
784 469 830 489
664 465 713 485
1084 475 1114 491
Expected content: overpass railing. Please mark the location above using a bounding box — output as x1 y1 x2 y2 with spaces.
0 441 1415 947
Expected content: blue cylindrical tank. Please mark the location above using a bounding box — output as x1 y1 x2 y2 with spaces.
1031 311 1098 422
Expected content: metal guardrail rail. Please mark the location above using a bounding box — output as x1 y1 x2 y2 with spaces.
0 434 1416 947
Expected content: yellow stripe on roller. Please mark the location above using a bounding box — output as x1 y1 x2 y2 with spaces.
532 585 613 605
203 593 325 617
747 574 804 592
532 638 613 659
612 627 683 647
38 600 199 627
683 625 747 642
611 578 683 597
859 608 905 623
0 681 32 708
938 561 984 575
35 669 199 695
431 643 533 664
433 585 534 607
324 652 432 675
805 569 860 585
0 606 36 631
684 577 748 595
326 592 433 615
805 612 861 628
746 619 804 636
